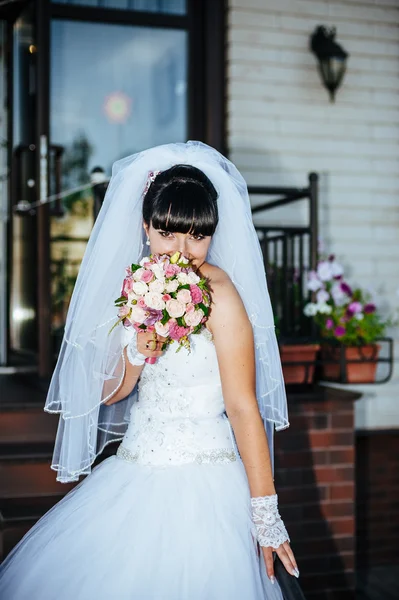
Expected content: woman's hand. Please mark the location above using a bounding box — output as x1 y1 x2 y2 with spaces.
136 331 168 360
262 542 299 584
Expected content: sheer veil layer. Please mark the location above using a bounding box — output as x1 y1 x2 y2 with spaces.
44 141 289 483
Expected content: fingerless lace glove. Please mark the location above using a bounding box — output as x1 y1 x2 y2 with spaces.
122 328 146 367
251 494 290 549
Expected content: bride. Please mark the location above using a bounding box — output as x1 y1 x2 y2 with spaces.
0 141 298 599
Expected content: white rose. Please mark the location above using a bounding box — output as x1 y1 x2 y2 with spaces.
139 256 151 266
185 308 204 327
166 299 186 318
133 267 145 281
132 281 148 296
144 292 165 311
149 279 165 294
177 272 190 285
150 264 165 281
187 271 200 284
130 305 147 324
165 279 179 293
155 322 170 337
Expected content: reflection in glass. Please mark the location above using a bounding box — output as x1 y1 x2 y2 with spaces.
50 20 187 348
52 0 186 15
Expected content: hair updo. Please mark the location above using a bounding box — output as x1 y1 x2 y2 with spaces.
142 164 219 237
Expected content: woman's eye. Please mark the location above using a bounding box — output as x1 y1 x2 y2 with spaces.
159 231 173 238
192 235 205 241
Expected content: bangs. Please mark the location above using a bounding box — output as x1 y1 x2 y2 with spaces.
150 182 218 237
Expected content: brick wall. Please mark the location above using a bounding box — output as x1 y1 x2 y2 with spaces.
275 386 360 600
227 0 399 429
356 429 399 569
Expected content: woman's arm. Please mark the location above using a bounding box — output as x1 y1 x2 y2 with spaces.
103 331 166 406
209 271 298 581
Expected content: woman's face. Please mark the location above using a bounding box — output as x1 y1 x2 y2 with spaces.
143 222 212 268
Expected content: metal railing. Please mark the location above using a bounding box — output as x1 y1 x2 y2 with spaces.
250 173 319 342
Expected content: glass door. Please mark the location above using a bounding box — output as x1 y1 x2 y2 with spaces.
49 18 188 351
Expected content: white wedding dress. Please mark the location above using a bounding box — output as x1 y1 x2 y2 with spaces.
0 329 283 600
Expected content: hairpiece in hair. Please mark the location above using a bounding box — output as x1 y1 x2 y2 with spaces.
143 170 161 196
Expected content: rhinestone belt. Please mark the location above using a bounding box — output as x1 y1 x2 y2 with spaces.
116 444 237 466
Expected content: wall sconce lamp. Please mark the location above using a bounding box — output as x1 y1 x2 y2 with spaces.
310 25 349 102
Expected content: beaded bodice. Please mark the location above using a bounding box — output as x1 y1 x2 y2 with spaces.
119 328 237 466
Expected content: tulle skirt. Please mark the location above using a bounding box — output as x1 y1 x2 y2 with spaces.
0 455 283 600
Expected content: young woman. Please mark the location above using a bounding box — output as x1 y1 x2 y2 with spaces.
0 142 297 599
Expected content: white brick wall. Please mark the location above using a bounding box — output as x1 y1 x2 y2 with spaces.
227 0 399 429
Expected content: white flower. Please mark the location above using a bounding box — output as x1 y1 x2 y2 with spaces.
144 292 165 311
149 279 165 294
139 256 151 266
180 256 189 265
317 261 333 282
166 299 186 318
155 321 170 337
316 289 330 304
150 263 165 281
133 267 145 281
307 271 322 292
165 279 179 293
355 313 364 321
304 303 318 317
177 272 190 285
187 271 200 284
317 303 332 315
185 308 204 327
132 281 148 296
130 305 147 324
330 261 344 278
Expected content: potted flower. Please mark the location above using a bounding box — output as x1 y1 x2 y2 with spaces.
303 255 388 383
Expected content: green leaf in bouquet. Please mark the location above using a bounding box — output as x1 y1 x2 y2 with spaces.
179 284 190 290
130 263 142 272
161 309 169 325
198 302 209 316
114 296 127 306
176 317 184 327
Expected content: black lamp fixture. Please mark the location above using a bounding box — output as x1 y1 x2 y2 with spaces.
310 25 349 102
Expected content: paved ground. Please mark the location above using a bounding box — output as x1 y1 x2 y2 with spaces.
356 566 399 600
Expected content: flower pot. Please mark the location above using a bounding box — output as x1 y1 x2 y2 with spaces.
320 344 381 383
280 344 320 385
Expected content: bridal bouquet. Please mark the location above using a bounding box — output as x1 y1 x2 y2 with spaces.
111 251 211 353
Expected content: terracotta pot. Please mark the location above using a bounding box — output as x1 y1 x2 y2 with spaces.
320 344 381 383
280 344 320 385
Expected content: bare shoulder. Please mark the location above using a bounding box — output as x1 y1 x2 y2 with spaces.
199 263 249 331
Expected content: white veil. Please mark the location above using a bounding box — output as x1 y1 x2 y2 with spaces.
45 141 289 483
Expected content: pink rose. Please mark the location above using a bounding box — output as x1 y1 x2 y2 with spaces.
141 269 154 284
185 303 195 314
185 308 204 327
138 297 147 308
166 299 186 318
162 294 172 302
190 284 203 304
165 264 180 278
121 277 134 297
169 321 190 341
176 289 192 304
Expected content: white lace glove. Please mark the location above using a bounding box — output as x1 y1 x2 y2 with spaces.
122 328 146 367
251 494 290 549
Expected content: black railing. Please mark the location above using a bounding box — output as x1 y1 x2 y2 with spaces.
250 173 319 342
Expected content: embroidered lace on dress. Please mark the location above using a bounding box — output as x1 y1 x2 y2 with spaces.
118 329 237 467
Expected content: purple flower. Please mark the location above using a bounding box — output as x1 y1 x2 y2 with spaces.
144 308 163 326
334 326 346 337
340 282 353 296
326 318 334 330
364 303 376 314
347 301 362 317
